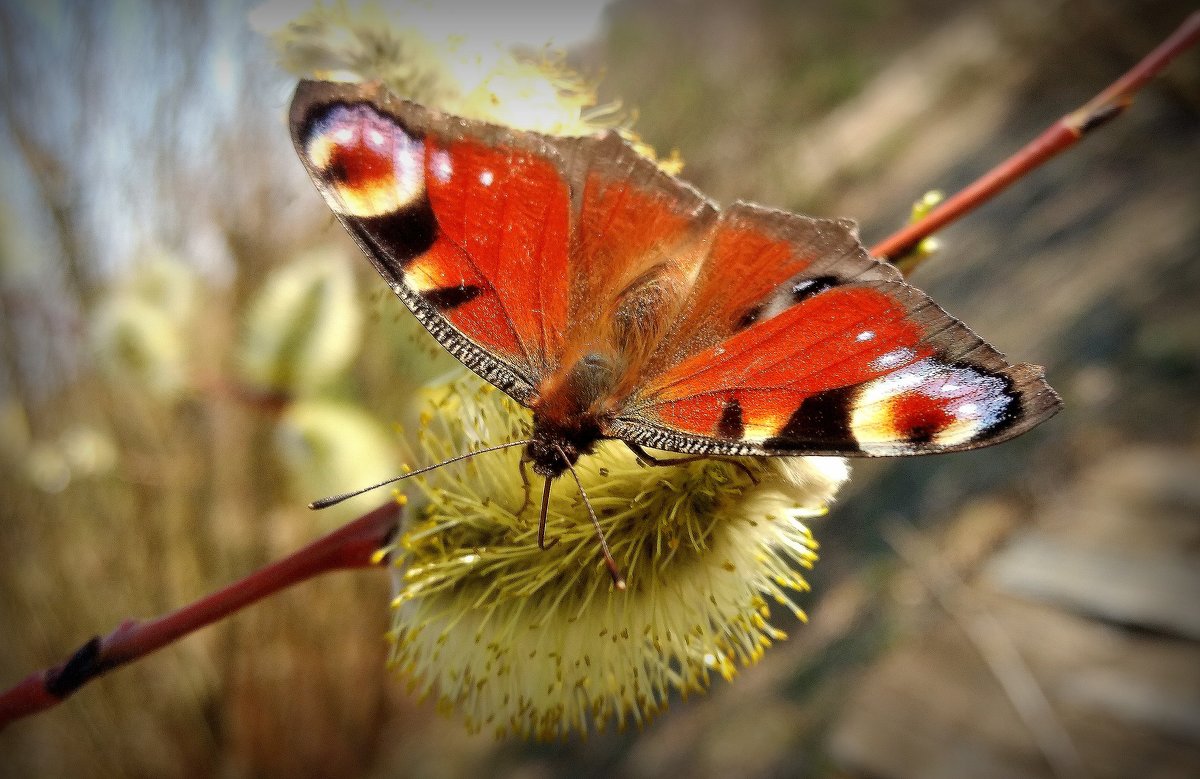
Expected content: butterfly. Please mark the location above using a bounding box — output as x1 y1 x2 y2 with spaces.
289 79 1061 584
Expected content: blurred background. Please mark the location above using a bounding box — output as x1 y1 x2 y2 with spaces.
1 0 1197 776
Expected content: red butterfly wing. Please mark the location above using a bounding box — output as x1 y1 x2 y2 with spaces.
614 210 1061 456
290 80 573 402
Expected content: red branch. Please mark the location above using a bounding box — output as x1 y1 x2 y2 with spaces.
870 10 1200 266
0 500 402 730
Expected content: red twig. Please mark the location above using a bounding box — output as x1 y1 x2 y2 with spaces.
0 500 403 730
870 11 1200 266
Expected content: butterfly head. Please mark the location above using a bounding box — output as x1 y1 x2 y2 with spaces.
524 422 600 477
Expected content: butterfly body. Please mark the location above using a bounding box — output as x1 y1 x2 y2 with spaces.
289 80 1062 485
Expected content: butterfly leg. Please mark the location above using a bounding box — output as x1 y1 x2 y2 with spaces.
537 477 559 550
623 441 759 485
517 456 535 516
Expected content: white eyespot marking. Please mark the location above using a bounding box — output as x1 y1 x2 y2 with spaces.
431 149 453 183
849 359 1013 450
881 369 923 392
856 330 875 342
367 128 386 147
870 347 915 371
479 170 495 186
333 127 354 143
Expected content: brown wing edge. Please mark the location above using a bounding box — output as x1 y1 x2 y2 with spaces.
719 204 903 286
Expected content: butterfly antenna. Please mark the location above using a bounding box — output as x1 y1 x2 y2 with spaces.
555 446 626 591
308 439 532 510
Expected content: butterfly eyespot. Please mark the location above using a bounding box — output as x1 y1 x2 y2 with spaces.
848 360 1018 449
789 275 838 303
303 103 426 219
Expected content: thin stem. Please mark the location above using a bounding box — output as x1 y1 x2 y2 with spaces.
0 499 403 730
870 11 1200 268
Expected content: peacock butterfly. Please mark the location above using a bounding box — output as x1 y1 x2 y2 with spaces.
289 79 1061 584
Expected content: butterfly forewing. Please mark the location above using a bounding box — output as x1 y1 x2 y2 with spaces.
290 80 578 402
